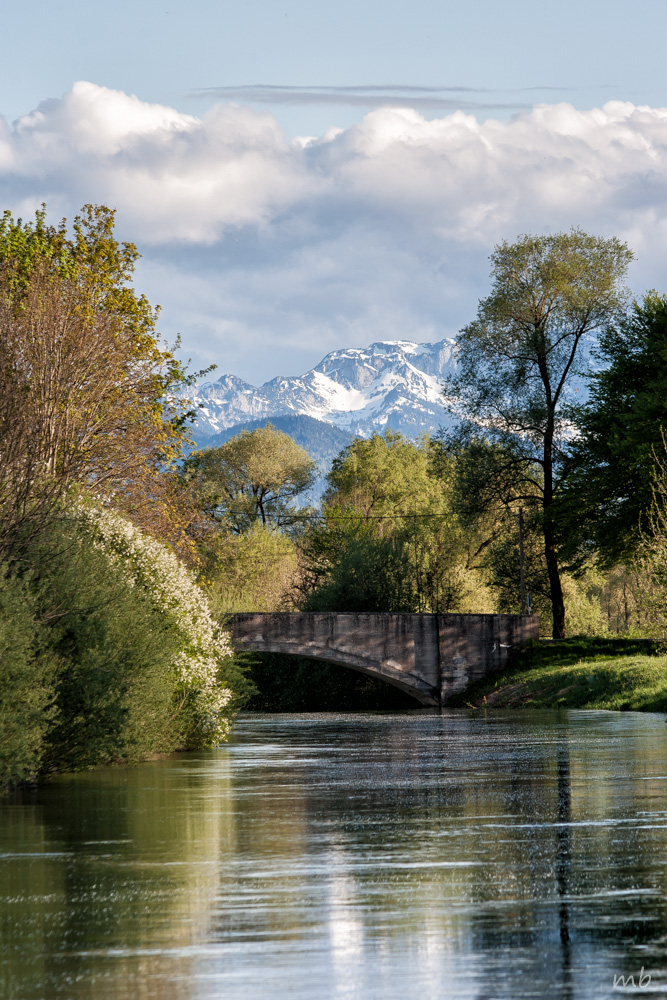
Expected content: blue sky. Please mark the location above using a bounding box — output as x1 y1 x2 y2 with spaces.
1 0 667 382
3 0 661 134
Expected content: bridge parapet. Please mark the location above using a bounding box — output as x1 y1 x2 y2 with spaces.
230 612 539 707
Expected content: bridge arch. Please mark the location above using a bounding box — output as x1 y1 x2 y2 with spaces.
232 636 439 705
230 611 538 707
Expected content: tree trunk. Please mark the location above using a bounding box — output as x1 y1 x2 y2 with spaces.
543 420 566 638
544 519 566 638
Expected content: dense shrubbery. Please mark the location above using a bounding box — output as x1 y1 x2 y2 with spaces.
36 515 183 774
0 571 56 786
0 504 244 787
76 503 247 740
201 523 298 616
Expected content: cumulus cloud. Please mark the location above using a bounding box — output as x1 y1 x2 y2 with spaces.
1 82 667 381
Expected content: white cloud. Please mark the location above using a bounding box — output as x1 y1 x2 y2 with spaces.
2 83 667 381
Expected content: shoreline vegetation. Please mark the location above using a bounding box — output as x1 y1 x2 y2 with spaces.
4 205 667 788
450 638 667 713
0 205 248 790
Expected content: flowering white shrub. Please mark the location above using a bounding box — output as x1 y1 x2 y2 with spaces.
76 503 234 746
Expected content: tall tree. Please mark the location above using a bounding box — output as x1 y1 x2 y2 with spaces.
298 431 480 614
183 423 317 533
445 229 633 637
0 204 198 556
559 293 667 568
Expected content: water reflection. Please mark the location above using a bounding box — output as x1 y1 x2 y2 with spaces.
2 710 667 998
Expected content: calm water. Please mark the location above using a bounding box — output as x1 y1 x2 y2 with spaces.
2 710 667 999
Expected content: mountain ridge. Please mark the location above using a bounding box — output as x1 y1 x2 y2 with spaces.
187 338 457 442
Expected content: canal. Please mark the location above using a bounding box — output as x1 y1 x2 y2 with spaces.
2 710 667 998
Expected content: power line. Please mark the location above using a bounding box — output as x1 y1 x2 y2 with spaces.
217 509 453 521
216 504 532 523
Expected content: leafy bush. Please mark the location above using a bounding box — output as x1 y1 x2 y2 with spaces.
73 503 246 746
36 523 184 772
202 523 298 616
1 503 248 786
302 521 416 613
0 570 55 786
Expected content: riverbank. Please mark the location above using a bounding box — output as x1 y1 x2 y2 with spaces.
449 637 667 712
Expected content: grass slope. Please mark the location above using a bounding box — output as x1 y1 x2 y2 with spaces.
450 637 667 713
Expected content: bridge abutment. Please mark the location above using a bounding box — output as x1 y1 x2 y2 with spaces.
437 613 538 703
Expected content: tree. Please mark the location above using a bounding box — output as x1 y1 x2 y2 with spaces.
558 294 667 567
325 430 434 516
0 204 198 558
445 229 633 637
184 424 316 534
298 431 488 613
202 524 299 615
300 516 417 613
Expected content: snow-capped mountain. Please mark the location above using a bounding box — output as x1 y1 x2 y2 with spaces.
187 339 458 442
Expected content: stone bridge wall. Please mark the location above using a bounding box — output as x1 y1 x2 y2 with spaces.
229 612 539 707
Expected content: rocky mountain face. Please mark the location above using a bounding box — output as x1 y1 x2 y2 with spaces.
187 339 458 444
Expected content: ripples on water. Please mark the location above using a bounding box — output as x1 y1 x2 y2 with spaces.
2 710 667 999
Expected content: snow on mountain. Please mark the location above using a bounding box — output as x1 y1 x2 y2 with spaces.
187 339 458 442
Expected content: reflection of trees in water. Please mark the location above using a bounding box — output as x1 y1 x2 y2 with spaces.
0 755 234 1000
556 741 573 1000
224 715 667 997
5 715 667 998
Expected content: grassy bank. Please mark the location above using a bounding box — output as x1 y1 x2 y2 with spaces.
450 637 667 712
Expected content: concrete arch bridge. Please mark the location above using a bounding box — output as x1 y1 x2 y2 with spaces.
229 612 539 707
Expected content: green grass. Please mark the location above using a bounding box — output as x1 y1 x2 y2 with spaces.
450 637 667 713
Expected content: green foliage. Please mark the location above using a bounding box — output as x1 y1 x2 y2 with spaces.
484 507 551 620
202 523 297 615
29 519 184 773
302 519 416 612
325 429 433 513
560 293 667 568
298 431 489 614
439 432 543 523
74 502 245 744
461 489 611 637
184 423 316 533
561 570 611 637
445 229 633 637
0 571 56 787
